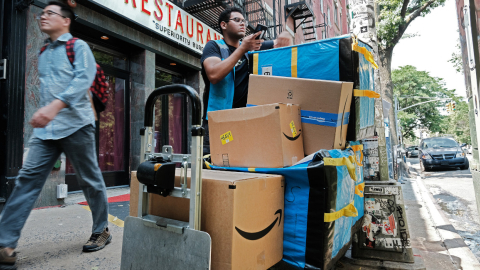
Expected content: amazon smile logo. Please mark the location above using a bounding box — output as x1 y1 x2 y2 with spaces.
283 131 302 141
235 209 282 240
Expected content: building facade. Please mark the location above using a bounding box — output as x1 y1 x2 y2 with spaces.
0 0 351 209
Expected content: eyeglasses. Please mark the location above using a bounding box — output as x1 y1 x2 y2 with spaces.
228 17 247 24
38 10 66 18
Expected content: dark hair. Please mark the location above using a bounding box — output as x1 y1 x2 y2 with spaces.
47 1 76 23
218 7 244 34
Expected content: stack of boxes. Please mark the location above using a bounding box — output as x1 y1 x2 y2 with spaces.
130 34 377 270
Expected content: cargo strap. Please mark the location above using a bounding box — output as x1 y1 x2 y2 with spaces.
323 156 357 181
253 53 259 75
352 37 378 69
291 47 298 77
355 182 365 197
324 201 358 222
351 144 364 166
204 154 212 169
353 90 380 98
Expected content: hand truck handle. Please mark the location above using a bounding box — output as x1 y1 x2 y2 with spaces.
144 84 202 127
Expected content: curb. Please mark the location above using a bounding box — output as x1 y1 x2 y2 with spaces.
337 249 426 270
414 173 480 269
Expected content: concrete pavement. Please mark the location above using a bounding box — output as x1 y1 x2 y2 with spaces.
3 164 480 269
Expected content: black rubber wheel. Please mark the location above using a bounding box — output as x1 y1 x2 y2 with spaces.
461 159 470 170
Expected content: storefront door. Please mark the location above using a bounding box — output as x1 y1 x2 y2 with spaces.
65 47 130 192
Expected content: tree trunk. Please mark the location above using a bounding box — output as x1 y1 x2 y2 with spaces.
378 46 398 145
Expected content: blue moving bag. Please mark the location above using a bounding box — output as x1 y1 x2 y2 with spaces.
248 34 377 141
209 148 358 269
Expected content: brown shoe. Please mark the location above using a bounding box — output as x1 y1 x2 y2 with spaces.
83 227 112 252
0 248 16 270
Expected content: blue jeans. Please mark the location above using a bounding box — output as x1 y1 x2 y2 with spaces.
0 125 108 248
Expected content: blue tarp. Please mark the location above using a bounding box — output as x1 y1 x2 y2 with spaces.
358 41 375 129
249 36 347 80
349 141 365 228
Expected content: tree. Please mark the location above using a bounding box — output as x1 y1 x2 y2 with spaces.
376 0 446 142
392 65 454 140
448 41 463 74
442 100 472 144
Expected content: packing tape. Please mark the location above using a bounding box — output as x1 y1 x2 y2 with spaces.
300 110 350 127
323 156 357 181
353 90 380 98
291 47 298 77
247 104 350 127
351 144 364 166
355 182 365 197
324 201 358 222
253 53 259 75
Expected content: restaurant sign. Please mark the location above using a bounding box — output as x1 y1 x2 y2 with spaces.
91 0 223 54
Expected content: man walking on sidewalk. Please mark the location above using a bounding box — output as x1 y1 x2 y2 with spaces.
0 2 111 269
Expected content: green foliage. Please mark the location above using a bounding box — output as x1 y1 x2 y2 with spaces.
377 0 446 49
393 65 455 140
442 100 471 144
448 42 463 74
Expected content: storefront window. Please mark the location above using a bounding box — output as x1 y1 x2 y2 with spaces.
91 46 128 70
154 69 186 154
66 75 125 174
97 76 125 172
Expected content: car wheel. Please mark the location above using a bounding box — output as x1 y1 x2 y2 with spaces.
461 159 470 170
406 153 409 158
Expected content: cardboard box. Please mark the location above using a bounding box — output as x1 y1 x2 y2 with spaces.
247 75 353 155
130 170 284 270
207 103 304 168
247 36 376 141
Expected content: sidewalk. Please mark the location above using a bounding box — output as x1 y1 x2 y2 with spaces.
399 163 480 270
5 168 480 269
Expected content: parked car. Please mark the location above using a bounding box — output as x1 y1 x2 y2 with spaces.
418 137 469 171
406 146 418 158
409 149 419 158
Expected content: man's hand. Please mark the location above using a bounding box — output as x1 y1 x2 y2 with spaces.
274 31 293 48
239 32 263 53
30 99 67 128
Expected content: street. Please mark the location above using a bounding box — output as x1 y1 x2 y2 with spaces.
408 156 480 261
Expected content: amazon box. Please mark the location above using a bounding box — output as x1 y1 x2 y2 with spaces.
247 75 354 155
208 103 304 168
130 170 284 270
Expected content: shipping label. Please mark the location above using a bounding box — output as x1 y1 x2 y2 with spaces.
290 121 297 137
220 131 234 145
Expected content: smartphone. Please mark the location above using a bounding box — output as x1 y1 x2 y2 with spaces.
254 24 268 40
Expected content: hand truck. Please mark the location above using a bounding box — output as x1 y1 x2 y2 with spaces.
120 84 210 270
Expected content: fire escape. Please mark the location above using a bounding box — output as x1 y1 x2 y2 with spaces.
284 0 316 42
181 0 282 40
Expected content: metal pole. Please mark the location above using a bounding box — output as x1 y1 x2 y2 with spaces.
273 0 277 38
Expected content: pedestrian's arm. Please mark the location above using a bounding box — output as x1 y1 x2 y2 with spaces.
29 99 67 128
204 32 262 84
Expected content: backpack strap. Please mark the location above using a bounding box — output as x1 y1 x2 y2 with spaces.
39 43 49 55
65 37 79 65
